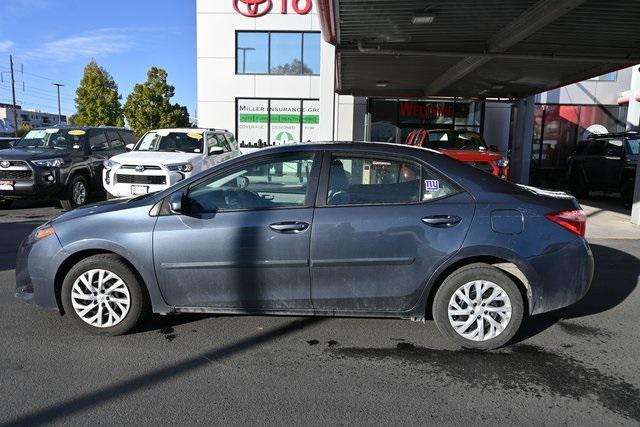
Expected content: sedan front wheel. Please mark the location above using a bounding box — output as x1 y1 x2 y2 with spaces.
61 254 149 335
433 263 524 350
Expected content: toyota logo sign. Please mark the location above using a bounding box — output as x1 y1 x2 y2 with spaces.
0 161 9 168
135 165 145 173
233 0 272 17
233 0 311 17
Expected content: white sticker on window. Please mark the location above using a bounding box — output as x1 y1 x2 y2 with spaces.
425 180 440 192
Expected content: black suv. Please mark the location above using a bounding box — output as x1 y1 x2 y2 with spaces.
0 126 137 210
568 131 639 204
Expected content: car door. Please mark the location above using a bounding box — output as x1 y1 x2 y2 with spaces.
87 129 110 179
602 139 625 189
153 151 320 309
582 139 606 188
310 152 475 313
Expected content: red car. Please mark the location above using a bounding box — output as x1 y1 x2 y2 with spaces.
406 129 510 179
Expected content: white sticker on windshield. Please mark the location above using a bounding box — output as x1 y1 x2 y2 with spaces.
425 180 440 192
45 128 59 134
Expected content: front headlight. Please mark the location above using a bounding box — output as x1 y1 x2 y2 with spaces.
33 158 64 168
166 163 194 173
494 159 509 168
103 159 119 169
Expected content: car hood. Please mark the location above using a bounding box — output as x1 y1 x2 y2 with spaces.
111 151 201 165
437 149 504 162
0 147 75 160
51 195 156 225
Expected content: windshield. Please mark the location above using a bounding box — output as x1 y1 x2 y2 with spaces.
15 128 86 150
626 138 640 155
425 131 487 151
134 131 204 153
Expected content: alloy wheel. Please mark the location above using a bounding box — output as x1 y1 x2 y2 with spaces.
73 181 87 206
447 280 512 341
71 269 131 328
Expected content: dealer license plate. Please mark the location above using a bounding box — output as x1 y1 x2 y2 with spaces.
0 180 14 191
131 185 149 195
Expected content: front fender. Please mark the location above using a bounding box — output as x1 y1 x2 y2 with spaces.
60 239 173 315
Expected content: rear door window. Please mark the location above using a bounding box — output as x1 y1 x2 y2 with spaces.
107 130 125 150
89 130 109 152
326 155 459 206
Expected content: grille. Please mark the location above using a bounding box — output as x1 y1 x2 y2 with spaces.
116 174 166 185
8 161 27 167
120 165 162 170
0 170 33 180
466 161 494 173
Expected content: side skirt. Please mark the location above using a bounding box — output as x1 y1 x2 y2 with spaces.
173 306 425 322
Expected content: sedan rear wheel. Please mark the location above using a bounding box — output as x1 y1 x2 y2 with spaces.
61 254 149 335
433 263 524 350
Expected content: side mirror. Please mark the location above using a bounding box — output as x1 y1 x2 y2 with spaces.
125 143 135 151
489 145 499 152
209 146 224 155
169 191 184 214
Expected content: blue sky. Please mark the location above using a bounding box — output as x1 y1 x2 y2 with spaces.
0 0 196 118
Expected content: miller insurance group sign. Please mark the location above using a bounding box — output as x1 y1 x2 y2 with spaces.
233 0 313 17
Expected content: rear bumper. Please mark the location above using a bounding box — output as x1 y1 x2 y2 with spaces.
527 237 594 315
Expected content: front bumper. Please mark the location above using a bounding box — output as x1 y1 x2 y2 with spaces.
0 162 64 199
15 229 67 311
103 166 188 198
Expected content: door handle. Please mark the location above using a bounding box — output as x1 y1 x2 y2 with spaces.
269 222 310 233
422 215 462 228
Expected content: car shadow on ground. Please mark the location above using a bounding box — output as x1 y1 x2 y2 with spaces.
0 221 43 272
514 243 640 343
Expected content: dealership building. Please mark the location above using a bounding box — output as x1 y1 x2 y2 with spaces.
196 0 640 217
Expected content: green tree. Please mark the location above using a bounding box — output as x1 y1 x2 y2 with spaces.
270 59 313 75
123 67 189 136
17 122 31 137
73 60 124 127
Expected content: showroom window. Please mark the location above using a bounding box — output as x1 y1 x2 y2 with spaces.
368 98 485 144
236 31 320 75
236 98 320 150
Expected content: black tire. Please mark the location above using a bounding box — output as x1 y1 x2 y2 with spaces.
0 199 12 209
60 174 88 211
621 177 634 208
61 254 149 335
433 263 524 350
569 170 589 199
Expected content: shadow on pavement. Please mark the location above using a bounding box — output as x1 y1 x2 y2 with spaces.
3 317 324 426
0 221 42 272
515 243 640 343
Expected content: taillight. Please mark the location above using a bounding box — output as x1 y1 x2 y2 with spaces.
544 210 586 237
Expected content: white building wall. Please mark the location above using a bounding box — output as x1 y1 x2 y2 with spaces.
197 0 322 135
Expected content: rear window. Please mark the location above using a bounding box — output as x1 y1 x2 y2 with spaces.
425 131 487 150
626 138 640 155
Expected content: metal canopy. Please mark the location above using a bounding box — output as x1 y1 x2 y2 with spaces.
317 0 640 98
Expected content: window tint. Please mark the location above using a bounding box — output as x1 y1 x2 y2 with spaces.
119 131 138 145
605 139 624 157
327 156 421 205
586 140 606 155
107 130 124 149
206 133 230 154
89 130 108 151
236 31 320 75
421 167 461 202
187 153 315 213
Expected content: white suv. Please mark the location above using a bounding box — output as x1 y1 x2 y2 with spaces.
103 128 240 198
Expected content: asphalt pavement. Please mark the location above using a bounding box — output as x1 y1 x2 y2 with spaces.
1 200 639 426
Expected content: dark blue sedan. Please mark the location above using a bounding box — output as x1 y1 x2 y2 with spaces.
15 143 593 349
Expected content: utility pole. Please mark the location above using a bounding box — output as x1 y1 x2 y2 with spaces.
53 83 64 124
9 55 18 137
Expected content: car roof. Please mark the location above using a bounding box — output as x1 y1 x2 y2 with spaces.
239 141 443 159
